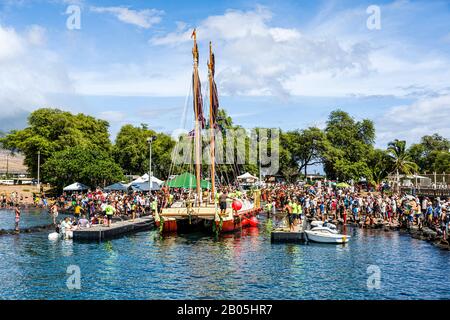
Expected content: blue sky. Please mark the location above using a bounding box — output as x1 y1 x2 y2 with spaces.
0 0 449 149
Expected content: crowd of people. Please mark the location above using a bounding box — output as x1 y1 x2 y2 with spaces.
2 181 449 243
0 192 23 208
260 183 450 242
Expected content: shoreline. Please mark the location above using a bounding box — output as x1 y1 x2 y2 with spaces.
335 217 450 251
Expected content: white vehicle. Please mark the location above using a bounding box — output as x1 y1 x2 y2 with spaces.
305 226 350 244
310 220 337 231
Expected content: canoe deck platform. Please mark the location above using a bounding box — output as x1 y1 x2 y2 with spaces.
73 216 155 242
271 224 306 243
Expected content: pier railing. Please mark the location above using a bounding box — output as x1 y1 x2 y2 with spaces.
400 186 450 198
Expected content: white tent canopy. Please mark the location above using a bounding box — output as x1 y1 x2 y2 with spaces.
130 174 163 186
63 182 89 192
237 172 259 182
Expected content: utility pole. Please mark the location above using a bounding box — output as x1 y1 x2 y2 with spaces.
147 136 157 193
6 153 9 178
37 150 41 193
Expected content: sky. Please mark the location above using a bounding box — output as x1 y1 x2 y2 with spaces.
0 0 449 149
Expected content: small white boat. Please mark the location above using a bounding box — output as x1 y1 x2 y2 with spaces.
310 221 337 231
305 227 350 244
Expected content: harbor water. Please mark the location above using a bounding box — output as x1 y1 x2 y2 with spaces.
0 209 449 300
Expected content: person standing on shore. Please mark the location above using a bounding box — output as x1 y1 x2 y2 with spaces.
14 204 21 232
440 208 448 243
104 202 116 227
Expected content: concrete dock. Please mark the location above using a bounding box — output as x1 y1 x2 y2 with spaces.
73 216 155 242
271 222 306 243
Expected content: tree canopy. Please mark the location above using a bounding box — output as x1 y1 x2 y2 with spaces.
408 134 450 173
322 110 375 181
42 146 123 189
0 108 111 178
113 124 175 179
1 107 448 189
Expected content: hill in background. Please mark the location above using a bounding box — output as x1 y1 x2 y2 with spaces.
0 149 27 174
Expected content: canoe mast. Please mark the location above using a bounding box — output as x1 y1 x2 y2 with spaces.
208 41 216 202
192 29 202 204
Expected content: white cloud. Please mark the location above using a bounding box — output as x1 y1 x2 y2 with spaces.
376 95 450 147
151 7 372 96
148 2 450 99
26 25 47 46
0 24 74 124
91 6 163 29
97 111 126 123
0 26 24 60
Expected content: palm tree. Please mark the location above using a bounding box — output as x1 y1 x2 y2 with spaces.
387 139 419 191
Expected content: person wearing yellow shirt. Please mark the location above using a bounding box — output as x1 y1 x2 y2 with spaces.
74 203 83 216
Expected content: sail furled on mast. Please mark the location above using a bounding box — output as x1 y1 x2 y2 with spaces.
209 50 220 129
192 71 205 129
192 29 206 129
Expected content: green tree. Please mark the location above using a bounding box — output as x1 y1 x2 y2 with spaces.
387 139 419 190
408 134 450 172
322 110 375 181
0 108 111 179
431 151 450 173
282 127 326 178
42 146 123 189
113 124 175 179
367 148 392 186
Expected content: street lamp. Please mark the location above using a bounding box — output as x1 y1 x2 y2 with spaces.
147 136 157 193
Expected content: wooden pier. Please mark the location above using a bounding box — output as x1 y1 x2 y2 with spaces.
73 216 155 242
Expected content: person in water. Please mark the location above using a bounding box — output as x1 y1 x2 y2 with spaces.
50 203 59 225
14 204 21 232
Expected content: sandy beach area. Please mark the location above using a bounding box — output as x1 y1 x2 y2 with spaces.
0 185 39 205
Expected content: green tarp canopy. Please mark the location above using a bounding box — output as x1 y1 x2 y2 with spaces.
165 172 211 189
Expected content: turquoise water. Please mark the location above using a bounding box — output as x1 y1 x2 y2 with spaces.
0 209 449 300
0 208 69 230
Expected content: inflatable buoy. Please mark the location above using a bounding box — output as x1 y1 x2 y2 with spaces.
249 216 258 227
232 200 243 211
48 232 60 241
241 218 250 227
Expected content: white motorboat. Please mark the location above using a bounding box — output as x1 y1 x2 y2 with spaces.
310 221 338 232
305 227 350 244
